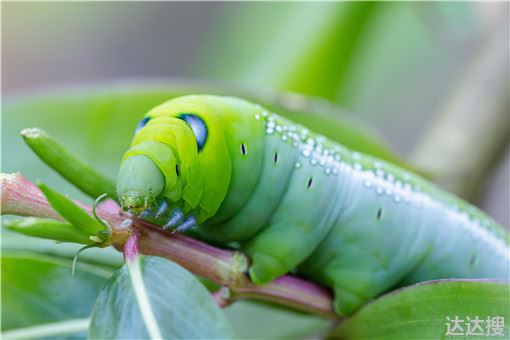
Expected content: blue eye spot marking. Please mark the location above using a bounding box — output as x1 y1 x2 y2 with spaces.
177 113 208 152
135 116 151 134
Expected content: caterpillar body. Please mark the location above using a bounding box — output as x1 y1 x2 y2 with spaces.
116 95 509 315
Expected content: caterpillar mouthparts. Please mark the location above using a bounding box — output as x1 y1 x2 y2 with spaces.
117 154 166 211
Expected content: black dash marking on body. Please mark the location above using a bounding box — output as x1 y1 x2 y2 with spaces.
175 164 180 176
377 208 382 220
307 177 313 189
273 152 278 164
469 255 477 267
241 143 247 155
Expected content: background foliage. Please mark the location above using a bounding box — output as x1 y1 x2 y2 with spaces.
2 2 508 339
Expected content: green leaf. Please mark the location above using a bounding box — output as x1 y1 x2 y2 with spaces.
38 183 108 242
89 255 235 339
224 301 330 339
279 3 380 101
195 3 380 102
1 228 123 269
1 252 109 333
329 279 510 339
21 127 117 200
5 217 95 245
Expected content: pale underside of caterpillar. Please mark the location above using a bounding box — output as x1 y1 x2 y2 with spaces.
116 95 509 315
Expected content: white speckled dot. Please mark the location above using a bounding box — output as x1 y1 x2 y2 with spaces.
294 161 302 168
394 180 403 190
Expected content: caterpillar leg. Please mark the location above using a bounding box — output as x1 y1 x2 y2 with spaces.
174 216 197 233
137 200 197 233
162 208 185 229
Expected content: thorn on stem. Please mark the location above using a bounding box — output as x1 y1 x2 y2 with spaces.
72 245 95 275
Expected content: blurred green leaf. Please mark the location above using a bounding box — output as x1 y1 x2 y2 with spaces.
329 279 510 339
196 3 380 101
89 255 235 339
224 301 331 339
1 252 109 333
280 3 379 101
1 228 123 269
22 127 117 200
38 183 108 242
4 217 93 245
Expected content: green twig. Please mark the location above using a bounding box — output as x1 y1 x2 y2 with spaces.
5 217 94 245
21 128 117 200
38 183 108 239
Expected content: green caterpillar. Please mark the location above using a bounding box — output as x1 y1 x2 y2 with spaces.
117 95 509 315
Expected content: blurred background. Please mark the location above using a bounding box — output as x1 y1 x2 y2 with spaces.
2 2 509 338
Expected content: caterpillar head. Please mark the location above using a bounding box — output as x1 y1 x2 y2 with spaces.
116 95 237 229
117 115 187 213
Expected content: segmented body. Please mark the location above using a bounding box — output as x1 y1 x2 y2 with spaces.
118 95 509 315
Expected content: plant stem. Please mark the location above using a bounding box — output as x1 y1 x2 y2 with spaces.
410 17 509 200
1 173 130 248
1 172 337 318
